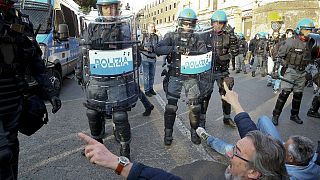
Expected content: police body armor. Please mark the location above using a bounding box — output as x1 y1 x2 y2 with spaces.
284 37 310 68
0 9 32 115
83 15 139 114
210 32 232 71
239 39 246 54
165 32 212 78
255 39 267 56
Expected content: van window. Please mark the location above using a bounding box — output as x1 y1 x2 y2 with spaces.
54 9 65 32
61 4 78 37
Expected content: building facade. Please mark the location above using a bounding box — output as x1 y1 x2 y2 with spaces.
137 0 320 39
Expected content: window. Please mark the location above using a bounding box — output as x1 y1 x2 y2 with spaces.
158 10 159 14
61 4 78 37
164 18 166 22
172 14 175 21
161 8 163 13
157 20 159 24
54 10 65 32
170 5 171 10
174 3 176 8
160 19 162 23
168 16 170 22
154 11 156 15
166 6 167 11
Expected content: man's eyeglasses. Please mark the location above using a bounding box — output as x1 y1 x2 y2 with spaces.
231 145 252 164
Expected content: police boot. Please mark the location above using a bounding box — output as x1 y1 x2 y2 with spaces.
252 71 256 77
307 96 320 118
290 92 303 124
190 128 201 145
272 90 291 126
120 142 130 160
222 100 236 128
164 128 173 146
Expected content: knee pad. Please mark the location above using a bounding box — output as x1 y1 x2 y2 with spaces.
86 109 100 119
165 104 178 114
0 146 13 166
87 109 105 138
113 111 128 124
189 104 201 114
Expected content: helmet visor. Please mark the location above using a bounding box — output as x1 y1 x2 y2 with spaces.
178 19 196 32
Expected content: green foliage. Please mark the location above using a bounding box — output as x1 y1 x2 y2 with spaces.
74 0 96 13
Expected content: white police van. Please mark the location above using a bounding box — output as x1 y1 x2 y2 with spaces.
17 0 82 94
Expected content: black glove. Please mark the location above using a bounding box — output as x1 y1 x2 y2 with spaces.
50 96 61 114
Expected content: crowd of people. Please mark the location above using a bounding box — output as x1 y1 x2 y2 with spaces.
78 0 320 179
0 0 319 179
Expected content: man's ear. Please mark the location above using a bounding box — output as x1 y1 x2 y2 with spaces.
247 169 261 179
287 154 295 163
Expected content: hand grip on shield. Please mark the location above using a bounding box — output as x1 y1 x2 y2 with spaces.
220 77 234 96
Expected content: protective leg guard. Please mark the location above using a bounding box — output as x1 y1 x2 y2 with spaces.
272 90 291 125
86 109 105 139
164 103 178 129
290 92 303 124
120 141 130 159
189 100 201 145
307 96 320 118
113 111 131 143
199 96 211 129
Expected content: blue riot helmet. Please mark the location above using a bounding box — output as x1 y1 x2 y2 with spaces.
238 32 244 40
211 10 227 23
258 32 266 39
96 0 120 16
211 10 227 32
295 18 315 37
177 8 197 33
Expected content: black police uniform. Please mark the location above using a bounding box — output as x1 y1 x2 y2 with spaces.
155 31 207 145
200 25 239 128
80 18 139 158
0 8 59 179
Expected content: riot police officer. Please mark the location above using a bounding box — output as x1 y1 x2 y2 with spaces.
155 8 207 145
252 32 269 77
0 0 61 179
80 0 140 158
272 18 315 125
199 10 239 129
235 32 248 74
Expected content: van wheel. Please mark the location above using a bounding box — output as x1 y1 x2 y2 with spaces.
50 69 62 95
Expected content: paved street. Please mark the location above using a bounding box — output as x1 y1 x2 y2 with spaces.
18 60 320 180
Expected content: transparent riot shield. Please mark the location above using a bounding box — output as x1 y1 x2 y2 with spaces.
82 14 140 111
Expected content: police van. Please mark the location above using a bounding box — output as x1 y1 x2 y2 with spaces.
16 0 82 94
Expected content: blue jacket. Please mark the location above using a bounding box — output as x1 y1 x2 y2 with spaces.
127 162 182 180
286 153 320 180
234 112 258 138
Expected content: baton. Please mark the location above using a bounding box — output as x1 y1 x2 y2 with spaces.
266 73 298 86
